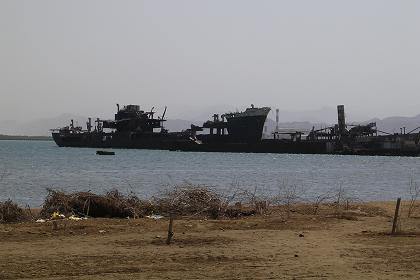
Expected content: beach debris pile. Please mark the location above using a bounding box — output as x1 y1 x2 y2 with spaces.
0 199 29 223
154 186 223 218
40 189 154 219
39 185 261 219
1 185 274 223
39 187 226 219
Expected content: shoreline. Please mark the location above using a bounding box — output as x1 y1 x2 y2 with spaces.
1 200 419 279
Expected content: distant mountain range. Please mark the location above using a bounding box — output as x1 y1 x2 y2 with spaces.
0 114 88 136
0 135 52 141
1 111 420 136
363 115 420 134
0 114 197 136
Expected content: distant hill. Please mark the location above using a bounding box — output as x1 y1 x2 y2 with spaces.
263 114 420 137
273 107 338 124
0 115 195 136
0 105 342 136
165 119 194 132
2 110 420 137
363 115 420 134
0 114 87 136
0 135 52 141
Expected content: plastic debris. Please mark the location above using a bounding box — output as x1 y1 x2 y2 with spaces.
68 215 83 221
99 230 106 234
35 219 46 223
146 214 164 220
51 212 65 219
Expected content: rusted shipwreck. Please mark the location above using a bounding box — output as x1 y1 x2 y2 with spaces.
51 104 420 156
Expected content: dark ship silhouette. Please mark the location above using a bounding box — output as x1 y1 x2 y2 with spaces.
52 104 188 149
52 104 420 156
51 104 271 150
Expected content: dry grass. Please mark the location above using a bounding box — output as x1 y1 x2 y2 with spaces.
0 200 30 223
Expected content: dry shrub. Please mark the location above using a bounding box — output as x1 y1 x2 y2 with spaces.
155 185 222 218
329 185 361 216
223 206 256 218
39 185 280 220
271 182 301 220
155 185 271 218
40 186 225 219
0 200 29 223
217 184 272 217
408 179 420 218
40 189 155 218
240 187 271 215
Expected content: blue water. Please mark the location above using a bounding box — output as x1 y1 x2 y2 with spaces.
1 140 419 207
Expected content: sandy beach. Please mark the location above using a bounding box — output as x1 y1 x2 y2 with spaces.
1 201 419 279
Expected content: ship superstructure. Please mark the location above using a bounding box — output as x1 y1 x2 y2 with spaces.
51 104 189 149
223 105 271 142
189 105 271 144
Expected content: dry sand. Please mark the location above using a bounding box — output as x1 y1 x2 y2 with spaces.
1 201 420 279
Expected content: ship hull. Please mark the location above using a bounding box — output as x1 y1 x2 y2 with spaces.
52 131 189 149
171 134 420 156
53 132 420 156
170 139 331 154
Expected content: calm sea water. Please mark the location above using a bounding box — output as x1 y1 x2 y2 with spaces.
1 140 419 207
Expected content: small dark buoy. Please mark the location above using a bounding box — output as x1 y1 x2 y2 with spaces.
96 150 115 155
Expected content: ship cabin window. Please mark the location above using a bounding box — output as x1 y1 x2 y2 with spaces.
196 128 228 136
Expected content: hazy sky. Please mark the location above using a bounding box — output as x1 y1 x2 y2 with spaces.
1 0 419 122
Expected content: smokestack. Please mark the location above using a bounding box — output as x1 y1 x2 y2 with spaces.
276 108 279 132
87 117 92 132
337 105 346 135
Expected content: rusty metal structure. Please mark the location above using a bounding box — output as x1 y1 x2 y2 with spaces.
51 104 192 149
52 104 420 156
